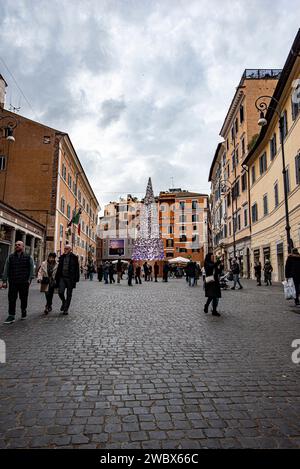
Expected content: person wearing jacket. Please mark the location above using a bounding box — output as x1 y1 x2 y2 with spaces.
204 252 221 317
254 261 262 286
116 259 122 283
163 262 169 282
186 260 196 287
55 244 80 315
37 252 58 314
135 265 142 284
285 248 300 306
128 260 134 286
1 241 35 324
97 264 103 282
231 259 243 290
263 259 273 286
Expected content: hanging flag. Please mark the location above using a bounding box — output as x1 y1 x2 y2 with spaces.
67 208 82 227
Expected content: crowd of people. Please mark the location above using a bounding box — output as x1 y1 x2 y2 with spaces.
0 240 299 324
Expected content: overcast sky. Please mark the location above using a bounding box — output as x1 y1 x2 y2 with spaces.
1 0 299 209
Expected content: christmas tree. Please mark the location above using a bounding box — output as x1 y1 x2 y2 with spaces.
132 178 165 261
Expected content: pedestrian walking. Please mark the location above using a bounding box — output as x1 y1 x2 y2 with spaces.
116 259 122 284
186 260 196 287
135 265 142 284
231 258 243 290
154 262 159 282
128 260 134 286
109 262 115 284
97 264 103 282
163 261 169 282
285 248 300 306
143 262 149 281
103 261 109 284
254 261 262 286
263 259 273 286
87 259 95 281
148 265 153 281
1 241 35 324
55 244 80 315
203 253 221 317
37 252 58 314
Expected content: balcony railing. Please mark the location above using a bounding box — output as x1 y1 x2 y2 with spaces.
242 69 282 80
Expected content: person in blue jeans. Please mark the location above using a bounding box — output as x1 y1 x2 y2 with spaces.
231 259 243 290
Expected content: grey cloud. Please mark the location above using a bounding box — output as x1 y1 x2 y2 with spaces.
99 98 127 128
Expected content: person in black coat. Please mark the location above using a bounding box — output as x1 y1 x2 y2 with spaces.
186 260 196 287
285 248 300 306
97 264 103 282
55 244 80 314
254 261 262 286
163 262 169 282
128 260 134 286
135 265 142 284
204 253 221 317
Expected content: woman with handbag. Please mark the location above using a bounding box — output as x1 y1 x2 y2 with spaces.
203 253 221 317
37 253 58 314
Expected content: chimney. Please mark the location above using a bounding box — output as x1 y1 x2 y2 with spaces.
0 75 8 109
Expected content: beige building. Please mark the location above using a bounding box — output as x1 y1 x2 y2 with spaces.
209 68 281 276
159 189 209 263
244 30 300 281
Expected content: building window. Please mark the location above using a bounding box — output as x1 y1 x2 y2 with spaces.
235 117 238 134
179 215 186 223
237 214 241 231
86 203 89 214
251 165 256 185
282 110 288 139
241 138 245 156
0 155 6 171
192 214 198 223
241 173 247 192
295 153 300 185
192 200 197 210
252 203 258 223
231 126 234 141
60 197 65 214
166 239 174 248
229 222 232 236
270 133 277 160
180 235 187 242
291 83 300 120
193 225 197 231
180 225 186 232
179 248 187 253
67 204 71 219
168 226 174 234
68 174 72 189
61 163 66 180
232 151 236 171
274 181 279 207
263 194 268 216
235 148 239 165
259 152 267 175
60 224 64 239
226 139 229 150
43 136 51 144
284 167 290 193
227 192 231 207
179 201 185 210
244 207 248 227
83 198 86 209
240 104 244 124
78 190 82 203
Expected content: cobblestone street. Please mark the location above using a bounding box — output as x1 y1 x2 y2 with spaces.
0 278 299 449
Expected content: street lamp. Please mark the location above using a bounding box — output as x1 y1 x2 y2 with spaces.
255 95 293 253
0 114 18 142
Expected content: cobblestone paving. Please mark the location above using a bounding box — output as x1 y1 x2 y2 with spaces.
0 277 300 449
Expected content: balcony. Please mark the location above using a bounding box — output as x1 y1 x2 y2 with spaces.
242 69 282 81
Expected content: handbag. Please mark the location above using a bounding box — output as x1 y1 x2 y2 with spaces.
282 278 296 300
205 275 215 283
